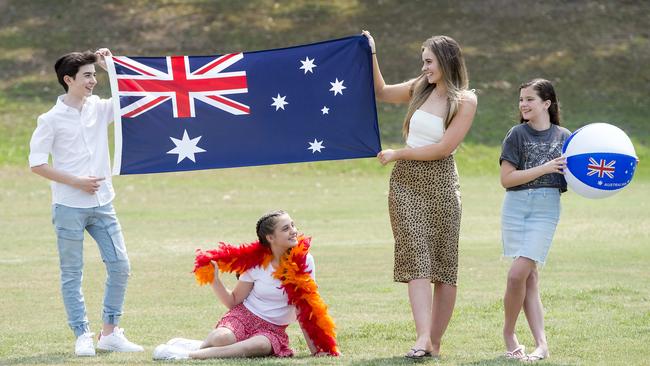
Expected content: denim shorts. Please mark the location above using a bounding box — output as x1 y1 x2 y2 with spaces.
501 188 561 264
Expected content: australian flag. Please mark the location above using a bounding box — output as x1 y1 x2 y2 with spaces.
106 35 381 175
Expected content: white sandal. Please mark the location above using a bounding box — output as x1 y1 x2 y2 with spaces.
504 345 526 360
525 348 549 362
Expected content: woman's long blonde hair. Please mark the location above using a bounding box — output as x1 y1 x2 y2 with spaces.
402 35 469 138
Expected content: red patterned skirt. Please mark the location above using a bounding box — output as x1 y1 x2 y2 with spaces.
216 303 293 357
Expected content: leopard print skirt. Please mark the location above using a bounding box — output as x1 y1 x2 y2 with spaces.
388 156 461 286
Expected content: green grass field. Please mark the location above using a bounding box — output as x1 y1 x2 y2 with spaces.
1 1 649 364
1 156 648 365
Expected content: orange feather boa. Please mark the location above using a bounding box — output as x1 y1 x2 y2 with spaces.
193 236 339 356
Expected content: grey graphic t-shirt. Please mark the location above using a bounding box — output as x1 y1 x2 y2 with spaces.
499 123 571 192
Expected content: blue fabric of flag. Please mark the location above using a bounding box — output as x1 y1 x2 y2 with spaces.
107 35 381 175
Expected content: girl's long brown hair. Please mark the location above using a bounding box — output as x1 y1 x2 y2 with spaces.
402 35 470 138
519 78 561 125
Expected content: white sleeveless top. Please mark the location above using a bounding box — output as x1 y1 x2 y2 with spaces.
406 109 445 148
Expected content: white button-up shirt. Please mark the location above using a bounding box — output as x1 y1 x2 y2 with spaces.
29 95 115 208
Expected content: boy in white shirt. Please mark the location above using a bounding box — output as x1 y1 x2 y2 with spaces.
29 49 143 356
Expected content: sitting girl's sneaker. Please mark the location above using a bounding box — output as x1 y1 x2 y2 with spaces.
166 338 203 351
97 327 144 352
153 344 191 360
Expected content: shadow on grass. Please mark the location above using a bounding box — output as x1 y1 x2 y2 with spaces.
347 356 577 365
349 356 439 365
459 356 576 366
1 353 143 365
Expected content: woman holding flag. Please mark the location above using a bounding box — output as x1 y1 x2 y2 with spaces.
152 210 338 360
363 30 477 359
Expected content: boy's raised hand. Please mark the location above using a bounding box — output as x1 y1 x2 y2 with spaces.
95 48 113 71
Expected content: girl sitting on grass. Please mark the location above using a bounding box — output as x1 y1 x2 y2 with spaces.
153 210 338 360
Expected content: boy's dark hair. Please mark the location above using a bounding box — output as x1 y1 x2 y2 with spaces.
54 51 97 92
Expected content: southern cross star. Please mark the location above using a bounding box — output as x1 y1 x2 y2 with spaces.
271 93 289 111
271 94 288 110
329 78 346 95
299 57 317 74
308 139 325 153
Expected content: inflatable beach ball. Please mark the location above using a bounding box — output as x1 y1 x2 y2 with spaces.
562 123 638 199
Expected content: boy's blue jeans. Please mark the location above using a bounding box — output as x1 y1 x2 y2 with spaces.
52 203 131 337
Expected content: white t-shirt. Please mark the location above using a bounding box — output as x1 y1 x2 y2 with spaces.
28 95 115 208
240 253 315 325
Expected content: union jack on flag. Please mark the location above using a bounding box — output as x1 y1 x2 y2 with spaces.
587 157 615 179
112 53 248 118
106 36 381 175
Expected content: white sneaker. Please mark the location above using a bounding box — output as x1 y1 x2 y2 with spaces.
166 338 203 351
152 344 191 360
96 327 144 352
75 332 96 357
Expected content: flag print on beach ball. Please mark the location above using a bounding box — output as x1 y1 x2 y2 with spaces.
562 123 638 199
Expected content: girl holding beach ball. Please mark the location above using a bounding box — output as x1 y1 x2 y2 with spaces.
498 78 571 362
